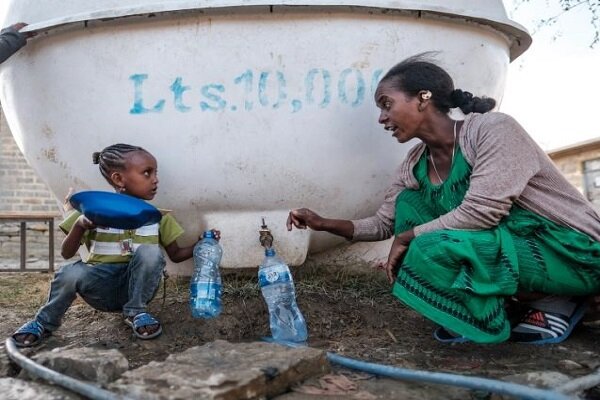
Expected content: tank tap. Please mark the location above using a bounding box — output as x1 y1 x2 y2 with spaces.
259 217 274 249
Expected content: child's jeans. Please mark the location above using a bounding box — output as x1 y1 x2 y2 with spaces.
35 245 166 331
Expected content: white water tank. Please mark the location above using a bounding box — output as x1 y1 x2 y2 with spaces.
0 1 530 273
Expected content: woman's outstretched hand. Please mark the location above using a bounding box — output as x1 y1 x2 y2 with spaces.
286 208 324 231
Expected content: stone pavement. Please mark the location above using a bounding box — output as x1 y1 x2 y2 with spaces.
2 341 329 400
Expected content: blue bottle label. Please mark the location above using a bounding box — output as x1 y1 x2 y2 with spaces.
259 265 292 287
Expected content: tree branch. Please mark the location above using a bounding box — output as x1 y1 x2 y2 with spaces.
514 0 599 47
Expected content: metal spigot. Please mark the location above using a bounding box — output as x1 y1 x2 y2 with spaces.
259 217 274 249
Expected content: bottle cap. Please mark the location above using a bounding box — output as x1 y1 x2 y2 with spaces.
265 248 276 256
203 230 214 238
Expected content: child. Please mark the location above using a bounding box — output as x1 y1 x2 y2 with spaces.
12 143 219 347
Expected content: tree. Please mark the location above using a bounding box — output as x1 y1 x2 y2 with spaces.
513 0 599 47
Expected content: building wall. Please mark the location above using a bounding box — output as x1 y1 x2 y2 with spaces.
0 107 63 269
549 147 600 198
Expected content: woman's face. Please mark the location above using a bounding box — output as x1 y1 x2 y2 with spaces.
375 80 422 143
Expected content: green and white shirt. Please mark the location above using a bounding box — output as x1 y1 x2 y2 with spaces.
59 210 184 265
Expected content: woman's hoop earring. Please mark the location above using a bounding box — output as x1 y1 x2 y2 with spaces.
119 187 126 193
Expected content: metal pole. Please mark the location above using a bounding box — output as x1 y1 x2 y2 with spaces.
19 221 26 270
48 218 55 272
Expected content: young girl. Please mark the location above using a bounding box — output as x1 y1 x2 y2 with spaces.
12 143 219 347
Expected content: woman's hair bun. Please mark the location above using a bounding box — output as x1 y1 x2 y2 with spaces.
92 152 101 164
450 89 496 114
450 89 472 108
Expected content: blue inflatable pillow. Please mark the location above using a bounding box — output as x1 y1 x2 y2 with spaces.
69 191 162 229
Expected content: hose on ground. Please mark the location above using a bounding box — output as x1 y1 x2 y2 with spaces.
263 338 576 400
556 368 600 395
4 338 128 400
326 352 575 400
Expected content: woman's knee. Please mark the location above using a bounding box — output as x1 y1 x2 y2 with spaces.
407 234 438 256
402 232 454 267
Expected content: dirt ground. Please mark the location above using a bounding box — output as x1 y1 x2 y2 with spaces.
2 262 600 399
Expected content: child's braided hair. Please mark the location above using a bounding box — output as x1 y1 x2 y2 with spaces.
92 143 147 186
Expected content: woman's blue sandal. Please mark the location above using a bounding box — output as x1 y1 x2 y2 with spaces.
12 320 50 348
433 327 471 343
510 301 587 344
125 312 162 340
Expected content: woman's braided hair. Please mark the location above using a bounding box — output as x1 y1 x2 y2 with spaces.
92 143 147 185
381 52 496 114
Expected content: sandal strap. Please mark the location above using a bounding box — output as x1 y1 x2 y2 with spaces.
14 320 44 338
520 309 569 337
433 327 471 343
132 313 160 329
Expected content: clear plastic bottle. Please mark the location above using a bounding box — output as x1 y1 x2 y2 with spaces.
189 230 223 318
258 248 308 343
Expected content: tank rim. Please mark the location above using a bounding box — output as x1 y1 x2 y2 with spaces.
18 1 531 61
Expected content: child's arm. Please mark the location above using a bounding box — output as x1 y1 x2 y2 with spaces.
163 241 194 263
61 215 95 259
164 229 221 263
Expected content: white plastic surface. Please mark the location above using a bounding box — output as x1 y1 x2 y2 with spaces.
0 2 529 273
1 0 530 60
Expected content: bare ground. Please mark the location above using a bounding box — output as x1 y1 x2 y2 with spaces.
2 262 600 399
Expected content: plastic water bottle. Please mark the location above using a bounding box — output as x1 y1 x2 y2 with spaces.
190 230 223 318
258 248 308 343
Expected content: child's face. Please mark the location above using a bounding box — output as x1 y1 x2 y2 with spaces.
119 151 159 200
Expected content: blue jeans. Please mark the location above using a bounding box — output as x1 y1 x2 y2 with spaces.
35 245 166 331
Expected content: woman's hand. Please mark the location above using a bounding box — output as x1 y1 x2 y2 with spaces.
287 208 355 240
384 230 415 284
286 208 325 231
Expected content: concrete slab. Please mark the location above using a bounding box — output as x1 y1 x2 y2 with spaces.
110 340 329 399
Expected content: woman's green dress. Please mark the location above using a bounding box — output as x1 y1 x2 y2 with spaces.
392 148 600 343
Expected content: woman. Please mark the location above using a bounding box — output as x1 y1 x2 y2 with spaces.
287 54 600 344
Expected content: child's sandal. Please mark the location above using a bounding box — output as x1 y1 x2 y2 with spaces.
124 312 162 340
12 320 50 348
